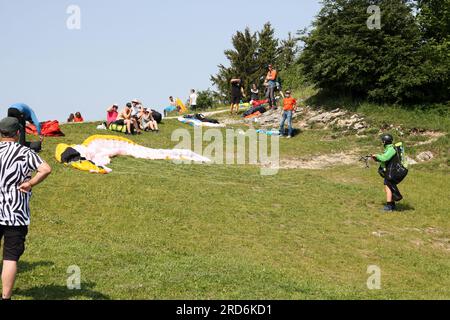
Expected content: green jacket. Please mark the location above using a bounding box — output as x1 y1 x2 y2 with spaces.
376 144 397 168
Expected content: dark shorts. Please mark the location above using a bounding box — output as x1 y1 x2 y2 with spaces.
231 95 241 105
113 119 125 126
0 226 28 262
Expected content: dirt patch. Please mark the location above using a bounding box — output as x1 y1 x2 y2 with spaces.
266 150 361 170
413 131 446 146
425 227 443 235
372 231 392 238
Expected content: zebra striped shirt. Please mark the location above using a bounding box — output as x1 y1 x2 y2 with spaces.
0 142 44 226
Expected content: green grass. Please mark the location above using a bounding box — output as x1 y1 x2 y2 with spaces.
9 116 450 300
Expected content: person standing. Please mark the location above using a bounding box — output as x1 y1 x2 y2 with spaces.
265 64 278 109
371 134 405 212
230 78 245 115
7 103 43 146
0 117 52 300
279 90 297 138
189 89 198 110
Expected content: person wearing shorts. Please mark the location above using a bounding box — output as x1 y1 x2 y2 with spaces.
0 117 51 300
230 78 245 115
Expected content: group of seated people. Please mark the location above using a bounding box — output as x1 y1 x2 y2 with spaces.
106 100 159 135
67 112 84 123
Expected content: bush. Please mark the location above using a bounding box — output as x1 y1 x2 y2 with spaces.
194 89 218 110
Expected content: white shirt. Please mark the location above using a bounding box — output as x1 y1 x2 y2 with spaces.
131 104 141 117
190 93 198 106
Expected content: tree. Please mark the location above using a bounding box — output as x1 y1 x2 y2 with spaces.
414 0 450 103
211 28 259 103
195 89 218 110
417 0 450 42
298 0 449 104
278 32 300 71
257 22 280 72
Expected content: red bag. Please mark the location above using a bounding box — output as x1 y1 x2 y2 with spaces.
26 121 65 137
252 99 269 107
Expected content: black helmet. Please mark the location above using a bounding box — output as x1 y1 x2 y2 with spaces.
381 134 394 145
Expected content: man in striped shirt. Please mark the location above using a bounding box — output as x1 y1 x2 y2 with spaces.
0 117 51 300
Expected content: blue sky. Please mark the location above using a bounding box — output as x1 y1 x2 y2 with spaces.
0 0 321 122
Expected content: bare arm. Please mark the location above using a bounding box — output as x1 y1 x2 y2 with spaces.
18 162 52 193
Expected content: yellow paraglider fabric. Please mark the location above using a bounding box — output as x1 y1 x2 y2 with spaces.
55 143 109 174
176 98 188 113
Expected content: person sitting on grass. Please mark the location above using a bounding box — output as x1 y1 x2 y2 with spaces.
141 108 159 132
113 103 140 135
279 90 297 139
74 112 84 123
250 83 259 103
371 134 404 212
164 96 178 117
106 104 119 126
67 113 75 123
131 99 143 121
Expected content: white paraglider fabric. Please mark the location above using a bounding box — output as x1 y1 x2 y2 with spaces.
72 138 210 172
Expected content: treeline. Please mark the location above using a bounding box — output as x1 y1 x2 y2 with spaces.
209 0 449 108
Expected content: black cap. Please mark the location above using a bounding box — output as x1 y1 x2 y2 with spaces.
0 117 21 134
126 103 132 108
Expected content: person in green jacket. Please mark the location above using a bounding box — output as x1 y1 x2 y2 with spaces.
371 134 403 212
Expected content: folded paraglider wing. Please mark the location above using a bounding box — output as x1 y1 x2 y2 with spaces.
55 135 210 174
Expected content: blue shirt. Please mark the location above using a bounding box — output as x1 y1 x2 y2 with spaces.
9 103 41 135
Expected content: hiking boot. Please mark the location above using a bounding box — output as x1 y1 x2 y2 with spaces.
287 136 292 139
382 204 396 212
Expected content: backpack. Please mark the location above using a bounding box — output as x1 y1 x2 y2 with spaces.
151 110 162 123
386 142 409 184
108 123 128 134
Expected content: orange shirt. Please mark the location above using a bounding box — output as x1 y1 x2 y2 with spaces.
283 97 297 111
267 69 277 81
74 117 84 123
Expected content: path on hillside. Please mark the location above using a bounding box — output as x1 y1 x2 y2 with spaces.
164 109 229 120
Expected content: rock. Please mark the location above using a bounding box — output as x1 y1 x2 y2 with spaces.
307 111 347 124
416 151 434 162
405 156 418 166
353 122 367 130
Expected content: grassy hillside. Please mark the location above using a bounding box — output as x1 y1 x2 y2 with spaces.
13 114 449 300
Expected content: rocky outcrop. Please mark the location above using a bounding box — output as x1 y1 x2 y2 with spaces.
416 151 434 162
250 107 369 133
